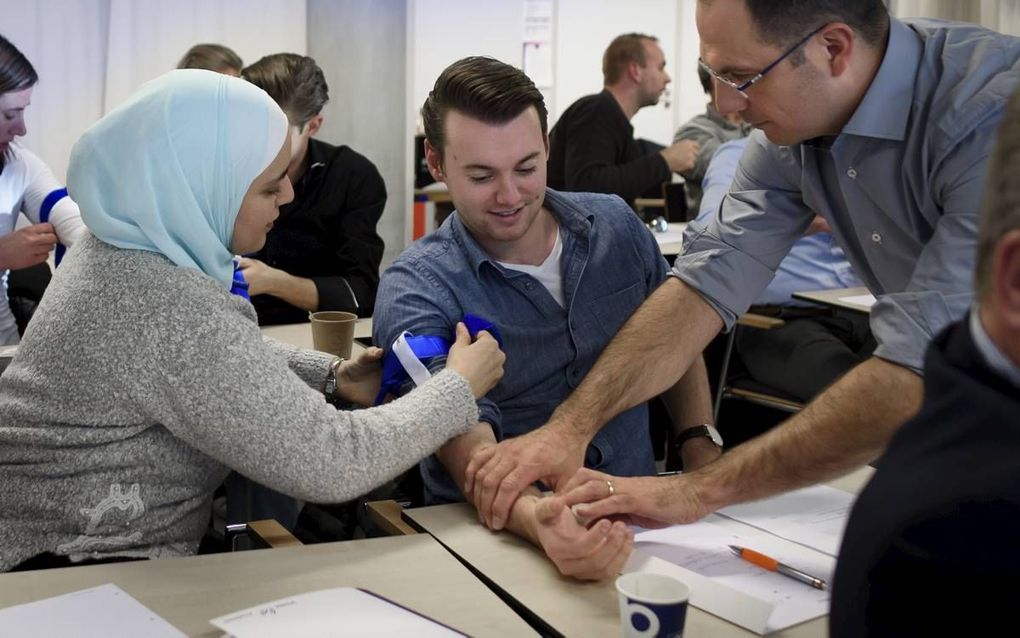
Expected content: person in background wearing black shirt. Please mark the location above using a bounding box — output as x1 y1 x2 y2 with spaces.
240 53 386 324
547 33 699 205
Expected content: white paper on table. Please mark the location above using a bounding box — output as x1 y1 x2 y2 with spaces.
629 515 833 634
209 587 465 638
0 583 185 638
837 293 876 308
717 484 855 556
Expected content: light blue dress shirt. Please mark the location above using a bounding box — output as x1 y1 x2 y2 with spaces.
695 138 862 306
673 18 1020 373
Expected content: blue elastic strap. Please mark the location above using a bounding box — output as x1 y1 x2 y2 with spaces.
374 313 503 405
39 188 69 265
230 261 250 299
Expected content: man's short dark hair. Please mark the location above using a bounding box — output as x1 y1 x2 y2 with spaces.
697 64 713 95
702 0 889 64
603 33 658 85
421 56 548 162
177 43 243 74
242 53 329 128
976 89 1020 300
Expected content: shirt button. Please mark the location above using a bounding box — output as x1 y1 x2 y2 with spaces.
871 231 882 243
524 282 534 290
847 167 857 179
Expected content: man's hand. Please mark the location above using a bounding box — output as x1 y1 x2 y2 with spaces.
237 256 283 297
804 214 832 236
660 140 700 174
464 425 587 530
530 495 633 581
337 346 384 407
558 468 711 529
0 223 57 270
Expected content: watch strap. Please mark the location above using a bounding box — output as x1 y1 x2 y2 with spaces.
675 424 724 449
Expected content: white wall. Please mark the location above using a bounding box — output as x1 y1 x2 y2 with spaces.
410 0 705 146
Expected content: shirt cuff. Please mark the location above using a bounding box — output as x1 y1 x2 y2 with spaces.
870 290 972 373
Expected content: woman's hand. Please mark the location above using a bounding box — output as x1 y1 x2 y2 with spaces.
446 322 505 399
337 346 384 407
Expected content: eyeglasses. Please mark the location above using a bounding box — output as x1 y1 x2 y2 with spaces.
698 24 826 99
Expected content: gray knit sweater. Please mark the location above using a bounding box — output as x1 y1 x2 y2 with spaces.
0 235 477 570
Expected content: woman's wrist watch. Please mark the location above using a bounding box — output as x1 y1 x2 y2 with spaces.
675 424 724 452
321 357 346 406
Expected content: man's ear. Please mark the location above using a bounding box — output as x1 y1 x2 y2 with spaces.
627 60 643 83
819 23 855 77
424 139 445 181
995 229 1020 331
306 114 324 138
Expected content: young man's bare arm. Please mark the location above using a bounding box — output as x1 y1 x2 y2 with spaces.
437 423 632 580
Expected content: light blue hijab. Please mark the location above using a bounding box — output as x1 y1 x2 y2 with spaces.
67 69 289 288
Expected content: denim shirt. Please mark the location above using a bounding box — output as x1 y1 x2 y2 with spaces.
674 18 1020 373
374 188 666 503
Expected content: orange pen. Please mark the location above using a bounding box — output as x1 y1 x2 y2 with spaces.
729 545 827 590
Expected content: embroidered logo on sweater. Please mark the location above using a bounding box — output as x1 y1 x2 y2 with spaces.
57 483 145 555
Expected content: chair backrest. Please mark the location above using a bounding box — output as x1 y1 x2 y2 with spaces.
662 182 691 222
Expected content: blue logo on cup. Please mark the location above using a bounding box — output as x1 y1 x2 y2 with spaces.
616 573 690 638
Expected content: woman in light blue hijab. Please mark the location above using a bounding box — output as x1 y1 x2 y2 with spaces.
0 70 504 571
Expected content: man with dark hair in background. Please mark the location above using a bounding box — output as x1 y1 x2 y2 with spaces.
240 53 386 324
547 33 699 204
467 0 1020 533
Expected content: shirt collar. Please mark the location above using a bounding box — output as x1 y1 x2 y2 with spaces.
450 188 593 275
300 138 329 187
969 307 1020 389
840 18 921 141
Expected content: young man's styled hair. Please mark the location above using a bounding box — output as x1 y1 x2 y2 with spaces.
241 53 329 128
975 89 1020 300
421 56 548 162
602 33 658 86
0 33 38 169
177 43 243 74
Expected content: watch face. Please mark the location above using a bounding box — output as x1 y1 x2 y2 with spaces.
707 426 724 447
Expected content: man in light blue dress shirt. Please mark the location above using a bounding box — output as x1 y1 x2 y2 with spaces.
697 137 870 401
466 0 1020 532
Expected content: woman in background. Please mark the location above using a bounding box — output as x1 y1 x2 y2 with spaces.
0 69 503 571
0 34 87 343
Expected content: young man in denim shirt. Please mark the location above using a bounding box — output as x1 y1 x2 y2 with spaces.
373 57 716 580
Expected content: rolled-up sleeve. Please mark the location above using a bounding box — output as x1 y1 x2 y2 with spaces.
373 258 502 435
869 121 990 373
670 133 812 328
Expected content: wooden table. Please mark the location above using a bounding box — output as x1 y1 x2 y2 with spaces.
791 287 875 314
404 468 873 638
0 535 536 637
261 317 373 350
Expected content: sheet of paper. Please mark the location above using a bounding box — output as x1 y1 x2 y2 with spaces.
631 515 833 634
209 587 464 638
0 583 185 638
837 293 876 309
718 484 855 556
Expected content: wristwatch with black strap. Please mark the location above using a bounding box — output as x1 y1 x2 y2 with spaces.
674 424 724 452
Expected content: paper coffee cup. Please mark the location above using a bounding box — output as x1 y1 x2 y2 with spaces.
616 572 690 638
309 311 357 359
